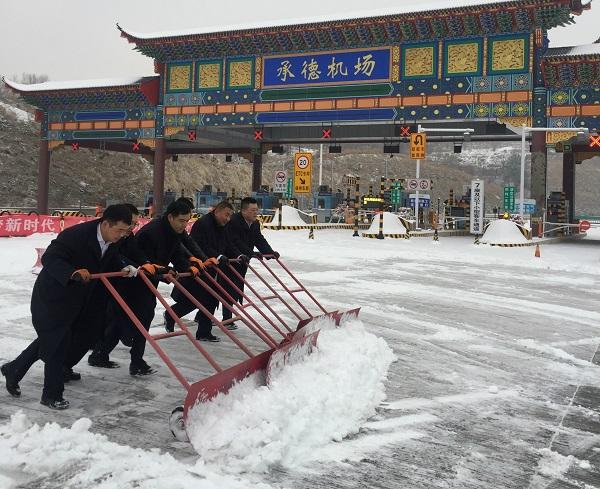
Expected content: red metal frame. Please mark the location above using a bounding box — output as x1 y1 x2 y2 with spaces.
90 256 359 424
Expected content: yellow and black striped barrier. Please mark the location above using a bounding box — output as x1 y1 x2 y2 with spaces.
52 210 87 217
362 232 409 239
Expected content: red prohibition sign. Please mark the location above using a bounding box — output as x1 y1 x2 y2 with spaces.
589 135 600 148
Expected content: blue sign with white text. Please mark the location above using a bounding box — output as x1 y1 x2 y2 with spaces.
263 48 391 88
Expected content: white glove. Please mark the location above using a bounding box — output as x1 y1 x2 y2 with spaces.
121 265 138 278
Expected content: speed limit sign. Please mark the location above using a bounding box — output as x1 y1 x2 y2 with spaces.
296 155 310 170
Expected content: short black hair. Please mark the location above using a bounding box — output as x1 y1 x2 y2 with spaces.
213 201 233 212
165 199 193 217
240 197 258 210
175 197 194 209
122 203 139 215
101 204 132 226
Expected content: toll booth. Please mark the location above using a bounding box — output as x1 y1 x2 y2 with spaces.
444 189 470 230
144 190 177 213
312 186 345 222
195 185 228 212
313 185 344 210
251 188 278 212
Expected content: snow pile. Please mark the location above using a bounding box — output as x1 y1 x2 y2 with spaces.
266 205 309 227
535 448 577 479
480 219 530 245
0 101 33 123
187 317 395 473
0 412 271 489
364 212 407 235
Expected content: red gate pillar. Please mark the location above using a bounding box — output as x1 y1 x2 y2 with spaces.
153 139 166 215
37 139 50 215
252 151 262 192
562 151 575 223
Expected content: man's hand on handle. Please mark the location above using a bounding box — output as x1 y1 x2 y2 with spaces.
70 269 91 283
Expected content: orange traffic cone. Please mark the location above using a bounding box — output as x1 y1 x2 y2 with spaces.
534 244 541 258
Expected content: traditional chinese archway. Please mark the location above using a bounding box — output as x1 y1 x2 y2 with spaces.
3 0 598 217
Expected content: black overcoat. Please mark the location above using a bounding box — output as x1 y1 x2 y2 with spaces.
227 212 274 257
171 212 240 303
31 219 123 361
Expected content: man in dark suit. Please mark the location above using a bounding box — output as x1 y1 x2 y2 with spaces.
124 198 215 374
86 204 153 370
164 201 247 341
0 205 134 410
224 197 279 326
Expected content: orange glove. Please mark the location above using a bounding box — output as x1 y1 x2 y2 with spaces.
71 269 91 283
189 256 205 269
140 263 158 276
203 257 219 267
189 265 201 276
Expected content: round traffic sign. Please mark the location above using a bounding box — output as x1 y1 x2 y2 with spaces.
408 179 418 190
579 220 591 232
419 180 429 190
297 156 310 170
275 171 286 183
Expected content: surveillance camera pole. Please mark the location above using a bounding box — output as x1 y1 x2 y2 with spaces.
519 125 588 218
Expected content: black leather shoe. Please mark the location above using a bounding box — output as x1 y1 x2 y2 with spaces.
40 396 69 410
196 334 221 342
63 368 81 382
225 322 239 331
88 355 120 369
129 361 156 376
1 363 21 397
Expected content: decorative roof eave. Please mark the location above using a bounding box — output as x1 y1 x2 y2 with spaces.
2 75 160 110
541 42 600 88
117 0 589 60
544 41 600 60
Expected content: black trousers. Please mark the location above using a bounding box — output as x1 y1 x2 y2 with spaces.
90 279 157 366
8 329 71 400
124 280 157 365
167 272 218 337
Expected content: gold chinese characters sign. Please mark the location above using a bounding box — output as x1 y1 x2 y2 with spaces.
490 36 528 74
168 64 192 91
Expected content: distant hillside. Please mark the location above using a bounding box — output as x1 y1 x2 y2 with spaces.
0 87 598 214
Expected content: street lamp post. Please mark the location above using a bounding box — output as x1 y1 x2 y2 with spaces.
519 125 588 218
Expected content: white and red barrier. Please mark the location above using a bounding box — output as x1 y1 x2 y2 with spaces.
0 214 195 238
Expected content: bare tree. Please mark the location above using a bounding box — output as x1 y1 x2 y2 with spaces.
19 73 49 85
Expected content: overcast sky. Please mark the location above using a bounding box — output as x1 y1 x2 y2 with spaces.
1 0 598 82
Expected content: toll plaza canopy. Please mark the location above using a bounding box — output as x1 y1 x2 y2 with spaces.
3 0 598 215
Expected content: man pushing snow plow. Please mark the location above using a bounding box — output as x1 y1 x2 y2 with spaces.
94 253 360 441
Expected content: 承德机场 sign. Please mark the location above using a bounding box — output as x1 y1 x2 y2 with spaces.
263 48 391 88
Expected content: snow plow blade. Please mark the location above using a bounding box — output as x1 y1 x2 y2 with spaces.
183 349 273 418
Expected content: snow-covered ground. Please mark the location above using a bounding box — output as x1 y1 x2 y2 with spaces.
1 228 600 488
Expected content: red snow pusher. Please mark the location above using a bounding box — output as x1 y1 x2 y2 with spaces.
92 255 359 441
